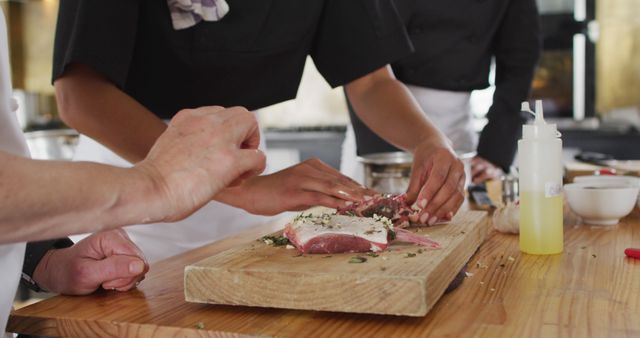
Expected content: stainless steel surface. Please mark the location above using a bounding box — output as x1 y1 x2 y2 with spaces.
359 151 476 194
13 90 61 131
501 174 520 203
25 129 79 160
358 152 412 194
358 151 413 165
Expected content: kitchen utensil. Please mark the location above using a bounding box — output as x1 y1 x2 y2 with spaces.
564 182 639 225
184 210 489 317
574 151 640 176
358 150 476 194
501 174 519 204
574 175 640 209
358 152 412 194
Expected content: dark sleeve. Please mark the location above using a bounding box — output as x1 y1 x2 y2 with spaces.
52 0 141 88
477 0 541 171
21 238 74 292
310 0 414 87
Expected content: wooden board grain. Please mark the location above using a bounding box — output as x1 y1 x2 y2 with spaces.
184 210 489 316
8 208 640 337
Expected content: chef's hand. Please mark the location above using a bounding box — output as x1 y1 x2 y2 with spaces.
471 156 504 184
32 229 149 295
217 158 376 215
406 140 466 225
135 106 267 222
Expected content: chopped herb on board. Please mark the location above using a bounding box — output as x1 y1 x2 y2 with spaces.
194 322 205 329
261 235 290 246
349 256 367 264
366 252 379 257
405 253 417 258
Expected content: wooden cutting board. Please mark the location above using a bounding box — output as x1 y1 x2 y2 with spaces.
184 210 489 317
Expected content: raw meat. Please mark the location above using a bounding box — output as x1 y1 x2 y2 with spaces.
337 194 421 227
283 213 440 254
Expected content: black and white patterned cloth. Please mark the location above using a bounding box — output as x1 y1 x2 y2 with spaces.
167 0 229 30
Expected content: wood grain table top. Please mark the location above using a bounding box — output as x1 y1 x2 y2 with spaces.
8 208 640 337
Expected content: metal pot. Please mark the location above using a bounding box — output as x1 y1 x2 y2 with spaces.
24 129 79 160
358 150 476 194
358 152 413 194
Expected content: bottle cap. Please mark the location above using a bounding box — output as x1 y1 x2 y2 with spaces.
522 100 560 139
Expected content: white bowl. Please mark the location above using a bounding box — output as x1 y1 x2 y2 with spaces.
564 182 639 225
574 175 640 209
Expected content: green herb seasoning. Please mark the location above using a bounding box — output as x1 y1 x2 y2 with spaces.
349 256 367 264
261 235 290 246
405 253 417 258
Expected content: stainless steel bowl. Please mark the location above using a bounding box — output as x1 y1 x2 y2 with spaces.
358 152 413 194
358 150 476 194
24 129 79 160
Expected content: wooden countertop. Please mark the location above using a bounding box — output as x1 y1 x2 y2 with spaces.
8 208 640 337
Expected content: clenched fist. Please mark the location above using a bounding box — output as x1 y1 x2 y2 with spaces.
33 229 148 295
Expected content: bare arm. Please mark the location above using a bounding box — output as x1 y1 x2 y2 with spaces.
344 66 449 153
0 153 160 243
56 64 166 163
56 63 372 215
1 107 266 244
345 66 466 223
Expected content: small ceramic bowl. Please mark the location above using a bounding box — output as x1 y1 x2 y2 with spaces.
573 175 640 209
564 182 639 225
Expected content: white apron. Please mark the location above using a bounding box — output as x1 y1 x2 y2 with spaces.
72 129 274 263
0 8 29 336
341 85 476 182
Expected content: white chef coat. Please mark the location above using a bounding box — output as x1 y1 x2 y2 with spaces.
72 132 275 263
341 85 476 183
0 8 30 336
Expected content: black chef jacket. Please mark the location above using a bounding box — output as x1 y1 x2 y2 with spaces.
349 0 541 171
52 0 413 119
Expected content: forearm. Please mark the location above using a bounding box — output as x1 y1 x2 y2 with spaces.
55 64 167 163
344 67 451 153
0 153 163 244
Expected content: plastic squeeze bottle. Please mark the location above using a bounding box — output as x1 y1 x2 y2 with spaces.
518 100 563 255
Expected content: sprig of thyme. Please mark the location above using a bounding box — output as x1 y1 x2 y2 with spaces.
261 235 290 246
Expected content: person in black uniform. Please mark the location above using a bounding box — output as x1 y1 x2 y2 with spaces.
52 0 466 261
343 0 541 184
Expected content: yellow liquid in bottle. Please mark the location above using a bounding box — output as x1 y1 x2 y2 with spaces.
519 191 563 255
